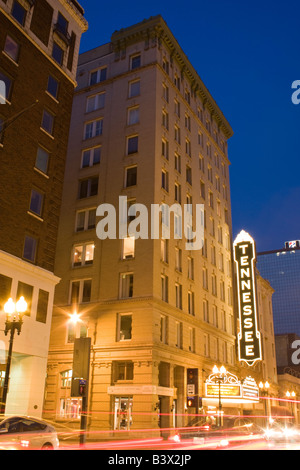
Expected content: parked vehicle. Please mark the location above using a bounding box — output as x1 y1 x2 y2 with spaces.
0 416 59 450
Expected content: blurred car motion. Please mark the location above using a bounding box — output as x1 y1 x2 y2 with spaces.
177 416 261 442
0 416 59 450
264 422 300 443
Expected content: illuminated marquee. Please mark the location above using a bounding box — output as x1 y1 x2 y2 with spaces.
234 230 262 367
205 371 259 402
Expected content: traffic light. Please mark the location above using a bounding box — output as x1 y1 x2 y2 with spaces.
187 396 196 408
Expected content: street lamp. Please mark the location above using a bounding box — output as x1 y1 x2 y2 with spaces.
259 381 270 427
1 297 27 414
213 365 227 428
286 390 297 423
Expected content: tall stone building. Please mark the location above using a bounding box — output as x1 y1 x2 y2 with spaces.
44 16 266 434
0 0 87 416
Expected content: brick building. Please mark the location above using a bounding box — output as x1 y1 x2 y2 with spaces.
0 0 87 417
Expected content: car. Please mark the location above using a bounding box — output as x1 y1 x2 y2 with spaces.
0 416 59 450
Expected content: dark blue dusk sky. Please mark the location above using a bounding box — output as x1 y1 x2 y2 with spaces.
78 0 300 253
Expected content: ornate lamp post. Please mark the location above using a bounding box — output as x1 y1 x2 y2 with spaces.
213 365 227 428
1 297 27 414
286 390 297 423
259 381 270 427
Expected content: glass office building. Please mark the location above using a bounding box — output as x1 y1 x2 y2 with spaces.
257 243 300 336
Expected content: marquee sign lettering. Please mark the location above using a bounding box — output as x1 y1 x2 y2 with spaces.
233 230 262 366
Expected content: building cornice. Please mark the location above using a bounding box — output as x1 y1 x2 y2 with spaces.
111 15 234 139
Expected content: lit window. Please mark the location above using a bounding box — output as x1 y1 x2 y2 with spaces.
118 314 132 340
120 273 133 299
72 243 95 267
122 236 135 259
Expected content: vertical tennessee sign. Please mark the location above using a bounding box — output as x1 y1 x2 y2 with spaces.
234 230 262 366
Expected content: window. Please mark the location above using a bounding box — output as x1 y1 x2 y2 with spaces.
118 314 132 341
114 362 134 381
75 208 96 232
174 125 180 144
174 182 181 203
163 84 169 102
23 236 37 263
161 238 168 263
186 166 192 185
81 147 101 168
128 107 139 125
0 71 13 102
90 67 107 86
47 75 59 100
129 80 140 98
35 147 49 174
78 177 98 198
57 12 68 34
200 181 205 199
175 283 182 310
188 257 194 280
84 119 103 139
59 398 81 420
120 273 133 298
189 328 195 352
52 42 64 65
175 247 182 272
162 138 169 159
160 315 167 343
70 279 92 304
162 110 169 130
130 54 141 70
174 153 181 173
86 93 105 113
203 299 209 322
125 166 137 187
175 322 183 348
127 136 138 155
41 110 54 135
185 139 191 157
67 322 87 343
202 267 208 290
12 1 26 25
122 236 135 259
61 370 72 388
16 281 33 315
29 189 43 217
161 169 169 192
212 273 217 296
188 291 195 315
4 35 20 62
36 289 49 323
161 275 168 302
72 243 95 267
